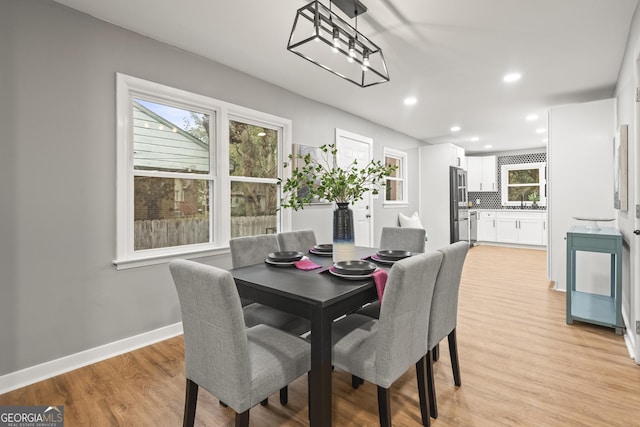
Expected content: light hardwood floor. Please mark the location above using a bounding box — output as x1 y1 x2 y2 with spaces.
2 246 639 426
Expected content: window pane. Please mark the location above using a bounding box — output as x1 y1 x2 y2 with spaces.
385 156 400 178
385 179 403 201
508 169 539 184
133 99 210 173
231 181 277 237
134 176 210 250
508 185 539 202
229 120 278 178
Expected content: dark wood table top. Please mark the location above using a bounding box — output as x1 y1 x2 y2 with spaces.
230 246 387 309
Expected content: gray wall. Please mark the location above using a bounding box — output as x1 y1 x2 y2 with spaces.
0 0 422 376
615 2 640 361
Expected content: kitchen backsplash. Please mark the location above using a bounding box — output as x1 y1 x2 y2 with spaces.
468 151 547 210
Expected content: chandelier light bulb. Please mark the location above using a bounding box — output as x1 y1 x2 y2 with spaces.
362 48 370 70
347 38 355 62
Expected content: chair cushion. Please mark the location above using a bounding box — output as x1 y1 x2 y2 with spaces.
245 324 311 410
331 314 379 384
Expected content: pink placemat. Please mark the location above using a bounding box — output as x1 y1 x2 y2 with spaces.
294 258 323 270
372 269 388 301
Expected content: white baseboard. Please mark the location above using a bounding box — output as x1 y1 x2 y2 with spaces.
0 322 183 394
622 307 636 360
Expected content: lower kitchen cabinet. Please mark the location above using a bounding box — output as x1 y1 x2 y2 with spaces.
478 210 546 246
478 211 497 241
496 211 545 245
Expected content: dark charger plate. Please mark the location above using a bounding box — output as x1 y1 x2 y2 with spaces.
333 260 377 276
376 250 412 261
268 251 304 262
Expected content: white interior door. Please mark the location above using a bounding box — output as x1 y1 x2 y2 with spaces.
335 128 373 247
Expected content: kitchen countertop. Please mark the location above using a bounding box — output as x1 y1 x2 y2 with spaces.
470 208 547 213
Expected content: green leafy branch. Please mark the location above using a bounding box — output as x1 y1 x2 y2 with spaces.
277 144 398 210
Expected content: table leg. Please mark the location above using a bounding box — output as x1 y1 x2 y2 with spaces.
308 307 333 427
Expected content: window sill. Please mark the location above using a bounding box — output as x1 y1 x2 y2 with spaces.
113 246 229 270
383 202 409 208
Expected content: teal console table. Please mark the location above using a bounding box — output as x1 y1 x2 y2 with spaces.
566 225 623 334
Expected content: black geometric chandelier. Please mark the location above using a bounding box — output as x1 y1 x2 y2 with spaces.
287 0 390 88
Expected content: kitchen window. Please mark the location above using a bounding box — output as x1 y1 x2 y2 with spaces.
501 162 546 207
115 73 291 268
383 147 407 204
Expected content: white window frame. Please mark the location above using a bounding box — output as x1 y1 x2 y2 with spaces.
114 73 291 269
383 147 408 205
500 162 547 207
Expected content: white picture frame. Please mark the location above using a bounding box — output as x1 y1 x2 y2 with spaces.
613 124 628 211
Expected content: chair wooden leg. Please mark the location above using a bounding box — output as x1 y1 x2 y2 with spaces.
433 343 440 362
377 386 392 427
426 350 438 419
235 410 249 427
280 386 288 405
183 379 198 427
415 355 431 426
448 328 462 386
351 375 364 389
260 398 268 406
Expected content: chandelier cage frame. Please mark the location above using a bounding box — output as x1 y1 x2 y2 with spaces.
287 0 390 88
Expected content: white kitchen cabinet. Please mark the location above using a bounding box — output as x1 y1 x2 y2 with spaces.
496 211 545 245
496 215 519 243
481 156 497 191
467 155 496 191
450 145 466 169
478 211 497 241
467 157 482 191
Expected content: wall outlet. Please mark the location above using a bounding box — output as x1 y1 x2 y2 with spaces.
476 199 480 205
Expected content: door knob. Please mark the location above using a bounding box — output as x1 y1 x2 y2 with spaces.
634 230 640 235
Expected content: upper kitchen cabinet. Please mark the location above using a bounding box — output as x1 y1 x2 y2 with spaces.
450 144 466 169
467 155 496 191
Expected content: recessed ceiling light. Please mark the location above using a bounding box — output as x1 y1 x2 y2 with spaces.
503 72 521 83
484 144 493 149
404 97 417 105
535 128 547 134
543 138 548 143
470 136 479 142
526 114 539 121
450 126 461 132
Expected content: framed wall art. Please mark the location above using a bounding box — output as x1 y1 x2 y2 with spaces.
613 124 628 211
291 144 331 204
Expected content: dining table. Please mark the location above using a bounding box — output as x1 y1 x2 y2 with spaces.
229 246 390 427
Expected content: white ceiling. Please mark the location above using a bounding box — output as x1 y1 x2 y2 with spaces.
53 0 638 153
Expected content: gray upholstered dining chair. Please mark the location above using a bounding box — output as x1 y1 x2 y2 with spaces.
425 241 469 419
354 227 427 320
331 251 444 427
380 226 426 253
230 234 311 336
277 229 317 253
169 259 311 427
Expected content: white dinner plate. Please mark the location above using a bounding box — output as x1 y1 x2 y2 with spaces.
265 256 308 266
328 267 377 280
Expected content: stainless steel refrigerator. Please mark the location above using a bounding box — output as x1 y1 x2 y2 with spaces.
449 166 469 244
